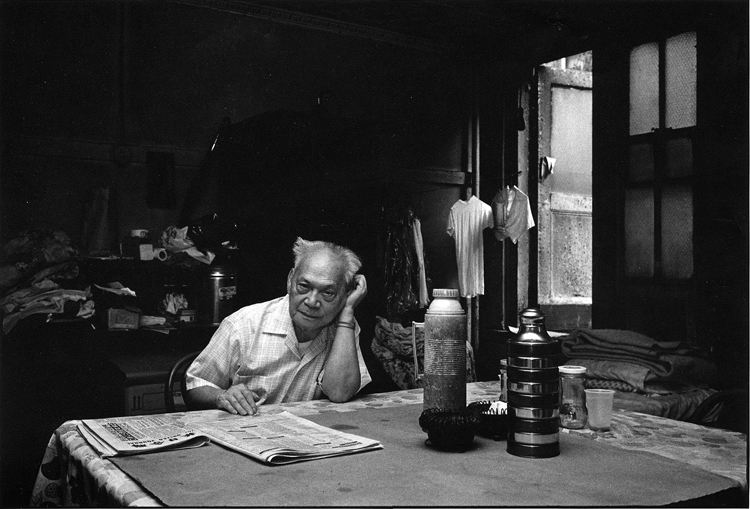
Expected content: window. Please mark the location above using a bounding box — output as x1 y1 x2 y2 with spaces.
626 32 696 279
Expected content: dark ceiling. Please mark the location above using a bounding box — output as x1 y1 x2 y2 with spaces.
178 0 743 69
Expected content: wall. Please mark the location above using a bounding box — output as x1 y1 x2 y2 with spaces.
0 3 477 505
591 8 749 389
0 1 471 315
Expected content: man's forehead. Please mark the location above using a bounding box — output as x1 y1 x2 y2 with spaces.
296 250 345 281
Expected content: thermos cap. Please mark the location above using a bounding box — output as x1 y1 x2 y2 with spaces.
205 265 237 277
432 288 459 298
519 308 546 320
427 288 464 315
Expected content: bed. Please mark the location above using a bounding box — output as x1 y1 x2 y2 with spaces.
558 328 720 423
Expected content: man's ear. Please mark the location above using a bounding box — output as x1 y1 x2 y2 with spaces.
286 268 295 293
347 275 357 293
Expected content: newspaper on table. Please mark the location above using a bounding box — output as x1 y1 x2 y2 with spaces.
78 411 382 465
78 415 209 457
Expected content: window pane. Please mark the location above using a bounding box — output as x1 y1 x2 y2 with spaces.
551 85 592 194
662 185 693 278
666 32 697 129
666 138 693 177
629 143 654 181
630 42 659 135
625 188 654 277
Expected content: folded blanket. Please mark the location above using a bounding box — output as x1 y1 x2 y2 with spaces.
562 329 717 393
584 377 636 392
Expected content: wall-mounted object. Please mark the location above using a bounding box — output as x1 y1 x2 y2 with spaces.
539 156 556 182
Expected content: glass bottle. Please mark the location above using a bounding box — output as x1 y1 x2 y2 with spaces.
499 359 508 402
559 365 588 429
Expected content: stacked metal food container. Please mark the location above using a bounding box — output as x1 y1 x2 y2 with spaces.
506 308 561 458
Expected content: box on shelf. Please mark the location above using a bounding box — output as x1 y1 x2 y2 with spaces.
107 308 141 330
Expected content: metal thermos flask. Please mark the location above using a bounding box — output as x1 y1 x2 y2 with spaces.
506 308 561 458
423 288 467 411
198 265 238 325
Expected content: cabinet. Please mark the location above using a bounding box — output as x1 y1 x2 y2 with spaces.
110 352 189 415
102 325 216 416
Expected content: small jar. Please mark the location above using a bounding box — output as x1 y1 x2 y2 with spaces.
122 229 151 260
559 365 587 429
499 359 508 402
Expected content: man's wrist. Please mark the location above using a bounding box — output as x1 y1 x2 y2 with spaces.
337 307 355 323
336 320 356 330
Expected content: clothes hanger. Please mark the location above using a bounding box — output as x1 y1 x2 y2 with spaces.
503 170 522 190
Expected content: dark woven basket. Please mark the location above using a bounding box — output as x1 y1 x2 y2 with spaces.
419 407 479 451
467 400 509 441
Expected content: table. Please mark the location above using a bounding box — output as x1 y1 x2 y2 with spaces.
29 381 747 507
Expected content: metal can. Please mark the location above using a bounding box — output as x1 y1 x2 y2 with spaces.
423 288 466 412
198 265 238 325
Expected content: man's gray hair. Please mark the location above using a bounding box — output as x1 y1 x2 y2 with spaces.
292 237 362 288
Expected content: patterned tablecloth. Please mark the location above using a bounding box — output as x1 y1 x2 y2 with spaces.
29 381 747 507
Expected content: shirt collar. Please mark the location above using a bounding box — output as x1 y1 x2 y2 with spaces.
263 294 333 345
263 294 294 335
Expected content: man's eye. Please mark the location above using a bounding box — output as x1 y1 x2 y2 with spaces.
296 283 309 293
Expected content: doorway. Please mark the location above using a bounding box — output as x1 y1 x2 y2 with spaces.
523 51 593 331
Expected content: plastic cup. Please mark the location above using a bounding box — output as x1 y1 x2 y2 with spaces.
584 389 615 431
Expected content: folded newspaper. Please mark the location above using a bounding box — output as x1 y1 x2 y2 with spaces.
78 411 383 465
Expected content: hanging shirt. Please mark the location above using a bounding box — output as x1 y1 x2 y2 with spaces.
491 185 535 244
447 195 494 297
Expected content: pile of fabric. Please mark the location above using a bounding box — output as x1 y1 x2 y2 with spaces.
560 329 718 421
561 329 718 394
0 230 94 335
371 316 476 391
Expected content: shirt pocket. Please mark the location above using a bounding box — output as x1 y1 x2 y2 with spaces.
231 372 268 406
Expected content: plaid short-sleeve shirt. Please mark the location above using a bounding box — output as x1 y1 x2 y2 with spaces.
186 295 372 404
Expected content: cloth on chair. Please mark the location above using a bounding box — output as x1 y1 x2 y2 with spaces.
370 316 476 390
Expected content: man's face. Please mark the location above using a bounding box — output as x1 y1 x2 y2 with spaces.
287 250 348 336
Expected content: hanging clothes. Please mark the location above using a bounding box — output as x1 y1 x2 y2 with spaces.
384 207 431 322
384 216 418 321
412 217 430 308
491 185 535 244
447 195 494 297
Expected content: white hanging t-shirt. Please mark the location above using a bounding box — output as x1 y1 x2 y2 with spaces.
447 195 494 297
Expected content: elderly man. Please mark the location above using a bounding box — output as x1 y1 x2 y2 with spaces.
186 237 371 415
